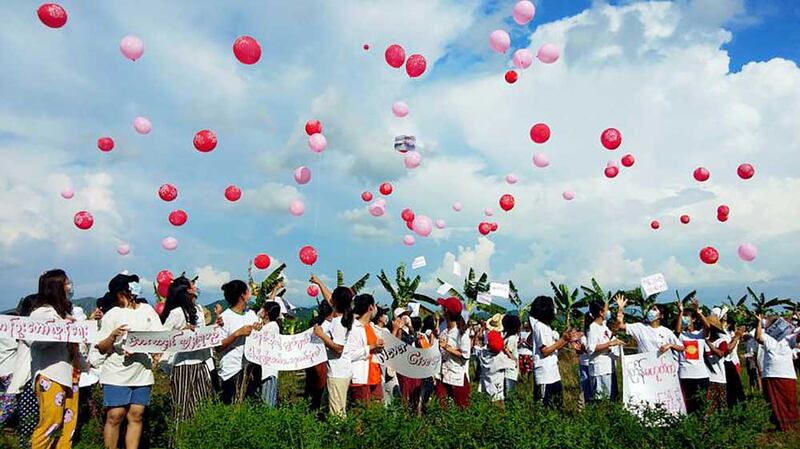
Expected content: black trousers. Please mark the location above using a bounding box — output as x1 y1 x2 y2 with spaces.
221 364 261 405
680 377 709 413
534 380 563 408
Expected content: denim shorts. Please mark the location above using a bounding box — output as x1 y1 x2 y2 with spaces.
102 384 152 407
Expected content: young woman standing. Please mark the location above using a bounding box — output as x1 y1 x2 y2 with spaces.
218 280 262 405
585 300 624 401
530 296 576 407
95 273 161 449
344 294 384 404
705 316 737 414
614 295 684 355
311 283 354 417
755 314 798 431
259 301 282 407
435 297 472 409
674 300 711 413
501 314 521 395
30 270 79 449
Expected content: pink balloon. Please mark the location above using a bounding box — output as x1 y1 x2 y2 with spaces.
404 151 421 169
120 35 144 61
435 219 446 229
60 187 74 199
369 203 385 217
392 101 409 118
537 43 560 64
484 208 494 217
375 198 386 207
512 49 533 69
117 244 130 256
412 215 433 237
452 202 462 212
403 234 415 246
294 166 311 185
161 237 178 251
289 199 305 216
737 243 757 262
506 173 518 184
308 133 327 153
562 190 575 201
133 116 151 134
512 1 536 25
533 153 550 168
73 211 93 230
489 30 511 54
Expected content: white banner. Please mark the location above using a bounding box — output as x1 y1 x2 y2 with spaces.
622 351 686 417
489 282 510 298
640 273 668 298
374 329 441 379
0 315 97 343
244 328 327 371
124 326 224 353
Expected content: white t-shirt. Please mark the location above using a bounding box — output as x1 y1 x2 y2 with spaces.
626 323 680 354
761 333 798 379
0 337 17 377
30 306 73 387
440 326 471 387
532 320 560 385
518 331 533 356
578 335 590 367
678 331 709 379
477 348 505 402
260 321 280 380
162 305 215 368
504 334 519 380
97 304 162 386
218 308 259 381
326 316 352 379
587 322 614 377
724 330 740 364
707 337 727 384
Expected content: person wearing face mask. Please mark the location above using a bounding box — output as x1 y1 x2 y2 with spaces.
95 273 162 449
615 295 684 355
675 299 711 414
585 300 624 401
755 314 799 431
344 294 385 404
218 280 262 405
704 315 741 415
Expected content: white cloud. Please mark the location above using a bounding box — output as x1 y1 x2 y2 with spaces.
193 265 232 291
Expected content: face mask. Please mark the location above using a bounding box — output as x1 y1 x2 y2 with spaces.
646 309 660 323
128 282 141 297
66 283 74 301
604 310 612 321
194 287 201 297
681 316 690 327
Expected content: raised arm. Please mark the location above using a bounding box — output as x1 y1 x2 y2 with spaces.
755 314 765 344
675 300 684 334
541 329 573 358
614 294 628 331
310 274 333 306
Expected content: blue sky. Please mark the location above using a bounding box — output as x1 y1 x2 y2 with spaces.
1 0 798 311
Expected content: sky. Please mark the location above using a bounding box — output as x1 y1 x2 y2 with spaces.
0 0 799 311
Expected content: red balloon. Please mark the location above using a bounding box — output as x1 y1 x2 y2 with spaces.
680 214 690 224
499 194 515 211
737 163 755 180
305 120 322 136
299 245 318 266
478 222 492 235
156 269 173 285
401 208 415 222
363 44 370 51
717 205 729 216
158 184 178 202
253 253 271 270
604 165 619 178
621 154 635 167
73 211 94 230
490 222 498 232
405 219 414 231
717 213 729 222
307 284 320 297
699 246 719 265
379 182 393 196
154 301 166 314
406 54 427 78
650 220 660 230
384 44 406 68
232 36 261 65
225 185 242 202
361 191 373 202
97 137 115 152
168 209 188 226
37 3 67 28
504 70 518 84
693 167 710 182
530 123 550 144
600 128 622 150
193 129 217 152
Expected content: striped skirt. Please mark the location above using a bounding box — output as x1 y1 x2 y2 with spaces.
170 363 214 421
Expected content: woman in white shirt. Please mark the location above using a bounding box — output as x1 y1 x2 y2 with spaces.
259 301 282 407
311 284 354 417
6 294 38 449
615 295 684 355
585 300 624 401
161 281 214 420
501 314 521 395
530 296 576 408
705 315 741 415
96 273 161 449
218 280 262 405
755 314 799 431
435 297 472 409
675 300 710 414
343 294 385 404
29 269 79 449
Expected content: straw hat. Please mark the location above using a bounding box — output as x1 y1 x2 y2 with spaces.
706 315 725 332
487 313 504 332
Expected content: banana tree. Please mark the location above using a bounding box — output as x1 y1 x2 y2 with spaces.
378 263 436 309
747 287 793 317
436 268 507 316
336 270 371 294
553 282 583 330
248 262 286 310
723 293 748 325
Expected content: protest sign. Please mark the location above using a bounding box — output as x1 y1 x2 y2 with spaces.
245 328 327 371
640 273 668 298
412 256 427 269
0 315 97 343
374 329 441 379
453 261 462 277
622 351 686 417
477 293 492 305
124 326 224 353
437 282 454 295
489 282 510 298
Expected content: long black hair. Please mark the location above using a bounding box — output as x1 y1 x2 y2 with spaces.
17 294 37 317
502 314 521 338
332 286 355 330
162 283 198 325
530 296 555 325
353 294 375 317
36 269 72 318
262 301 281 322
221 280 248 307
310 300 334 327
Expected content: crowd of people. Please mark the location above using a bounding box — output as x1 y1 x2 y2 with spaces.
0 269 798 448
